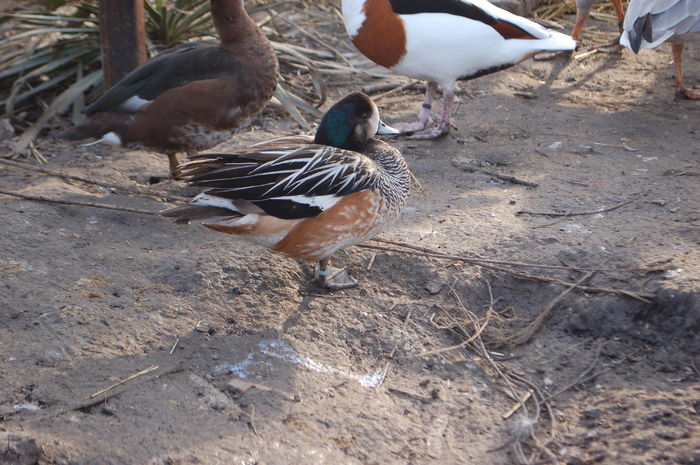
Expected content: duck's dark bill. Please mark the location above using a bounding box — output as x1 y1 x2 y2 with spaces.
377 120 400 135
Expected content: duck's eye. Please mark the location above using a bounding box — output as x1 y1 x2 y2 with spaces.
360 113 370 120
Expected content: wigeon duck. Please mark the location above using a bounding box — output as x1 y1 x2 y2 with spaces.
59 0 278 178
340 0 577 139
620 0 700 100
163 92 409 290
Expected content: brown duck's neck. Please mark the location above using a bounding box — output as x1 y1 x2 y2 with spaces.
211 0 255 44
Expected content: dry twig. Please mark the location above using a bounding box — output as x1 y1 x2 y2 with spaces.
516 199 634 217
459 166 539 187
0 158 188 202
84 365 159 400
497 267 600 348
359 240 654 302
0 188 162 216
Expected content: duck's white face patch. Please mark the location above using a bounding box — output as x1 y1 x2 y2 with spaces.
341 0 368 38
367 101 380 136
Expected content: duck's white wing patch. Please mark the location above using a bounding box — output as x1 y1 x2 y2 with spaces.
269 194 340 211
117 95 151 113
82 131 122 146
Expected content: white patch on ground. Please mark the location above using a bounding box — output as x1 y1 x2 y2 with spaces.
218 339 383 388
14 402 41 411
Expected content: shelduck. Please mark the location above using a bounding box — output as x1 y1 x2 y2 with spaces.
59 0 278 177
163 92 409 290
620 0 700 100
340 0 576 139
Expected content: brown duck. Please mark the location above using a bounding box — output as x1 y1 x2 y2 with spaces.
59 0 278 178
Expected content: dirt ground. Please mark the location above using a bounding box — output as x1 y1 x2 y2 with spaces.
1 8 699 465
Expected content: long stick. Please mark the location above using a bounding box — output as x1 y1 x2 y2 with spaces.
84 365 159 400
360 242 654 302
0 188 161 216
0 158 188 202
515 199 634 217
499 269 598 347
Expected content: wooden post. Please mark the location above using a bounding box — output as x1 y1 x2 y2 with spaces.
98 0 147 89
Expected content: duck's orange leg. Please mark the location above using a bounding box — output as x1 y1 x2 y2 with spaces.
673 44 700 100
315 258 357 290
167 153 182 179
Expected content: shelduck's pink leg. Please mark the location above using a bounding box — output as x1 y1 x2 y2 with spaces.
673 44 700 100
394 81 438 133
407 87 453 140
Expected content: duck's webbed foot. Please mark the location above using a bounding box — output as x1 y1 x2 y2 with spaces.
676 87 700 100
314 259 358 290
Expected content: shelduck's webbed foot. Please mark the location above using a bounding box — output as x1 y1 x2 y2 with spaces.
393 120 430 134
314 259 358 290
406 122 450 140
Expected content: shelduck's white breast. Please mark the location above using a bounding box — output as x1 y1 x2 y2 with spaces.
396 13 515 87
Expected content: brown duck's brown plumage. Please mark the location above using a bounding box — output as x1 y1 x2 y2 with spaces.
59 0 278 177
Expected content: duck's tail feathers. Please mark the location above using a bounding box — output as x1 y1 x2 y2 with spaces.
160 205 242 224
55 113 127 145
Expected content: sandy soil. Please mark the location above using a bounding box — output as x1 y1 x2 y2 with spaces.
1 10 699 465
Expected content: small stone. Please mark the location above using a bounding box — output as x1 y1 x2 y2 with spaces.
602 340 624 358
656 429 689 441
651 199 667 206
583 408 602 420
424 281 443 295
195 322 210 333
209 400 228 412
35 351 62 367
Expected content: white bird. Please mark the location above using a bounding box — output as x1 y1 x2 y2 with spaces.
341 0 576 139
620 0 700 99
